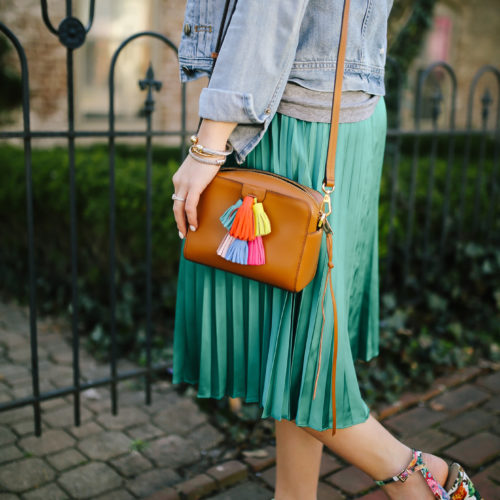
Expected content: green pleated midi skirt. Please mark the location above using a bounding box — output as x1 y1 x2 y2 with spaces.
172 97 387 431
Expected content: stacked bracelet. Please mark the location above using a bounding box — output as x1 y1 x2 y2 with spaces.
190 135 233 157
188 146 226 166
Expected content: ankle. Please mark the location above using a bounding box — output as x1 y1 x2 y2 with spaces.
421 452 448 486
381 451 449 500
372 446 414 484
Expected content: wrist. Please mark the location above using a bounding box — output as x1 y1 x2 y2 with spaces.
196 118 237 151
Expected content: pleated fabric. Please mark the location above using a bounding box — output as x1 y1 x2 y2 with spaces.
172 98 387 431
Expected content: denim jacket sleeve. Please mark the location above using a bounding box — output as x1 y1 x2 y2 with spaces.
197 0 311 125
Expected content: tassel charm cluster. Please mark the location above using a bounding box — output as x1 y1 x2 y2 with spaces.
217 195 271 265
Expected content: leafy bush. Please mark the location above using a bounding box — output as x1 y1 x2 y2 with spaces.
378 134 498 268
358 240 500 406
0 141 498 406
0 143 181 360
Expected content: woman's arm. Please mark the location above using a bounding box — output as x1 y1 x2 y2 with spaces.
199 0 311 124
173 0 311 238
172 119 236 238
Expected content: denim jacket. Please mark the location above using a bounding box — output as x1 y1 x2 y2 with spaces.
178 0 394 163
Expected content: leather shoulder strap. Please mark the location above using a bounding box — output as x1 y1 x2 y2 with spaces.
324 0 350 189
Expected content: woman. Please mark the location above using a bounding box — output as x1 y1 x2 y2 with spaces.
170 1 481 498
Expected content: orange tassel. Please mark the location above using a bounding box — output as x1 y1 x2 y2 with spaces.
229 196 255 241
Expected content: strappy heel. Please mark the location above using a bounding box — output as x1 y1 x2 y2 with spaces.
374 449 484 499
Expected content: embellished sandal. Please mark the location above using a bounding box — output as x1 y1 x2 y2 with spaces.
374 449 483 499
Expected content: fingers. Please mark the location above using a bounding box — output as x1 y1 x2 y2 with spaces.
172 166 188 238
172 195 188 238
172 156 219 239
185 190 200 230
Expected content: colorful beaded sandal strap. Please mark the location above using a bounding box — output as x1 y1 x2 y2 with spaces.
375 449 450 499
374 449 423 486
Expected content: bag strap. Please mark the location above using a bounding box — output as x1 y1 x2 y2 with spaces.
324 0 350 190
212 0 351 191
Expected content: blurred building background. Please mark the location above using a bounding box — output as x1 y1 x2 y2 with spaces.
388 0 499 130
0 0 499 143
0 0 204 146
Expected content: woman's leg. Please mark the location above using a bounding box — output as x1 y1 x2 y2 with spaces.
276 414 449 500
274 418 324 500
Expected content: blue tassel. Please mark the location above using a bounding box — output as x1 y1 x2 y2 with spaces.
224 238 248 264
219 199 243 230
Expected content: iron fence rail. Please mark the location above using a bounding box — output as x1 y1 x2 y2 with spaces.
0 1 185 436
0 1 498 436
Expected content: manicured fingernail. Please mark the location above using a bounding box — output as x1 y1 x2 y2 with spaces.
178 231 184 239
189 225 196 232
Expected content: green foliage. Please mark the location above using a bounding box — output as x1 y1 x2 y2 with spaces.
358 240 500 406
0 141 498 409
0 143 182 361
129 439 150 452
362 133 500 404
378 134 498 264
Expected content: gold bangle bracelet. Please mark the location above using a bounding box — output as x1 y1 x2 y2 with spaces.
190 135 233 157
188 148 226 166
189 145 225 159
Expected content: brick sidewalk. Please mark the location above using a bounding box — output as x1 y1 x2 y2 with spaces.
0 298 498 499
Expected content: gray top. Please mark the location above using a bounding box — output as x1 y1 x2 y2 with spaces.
277 82 380 123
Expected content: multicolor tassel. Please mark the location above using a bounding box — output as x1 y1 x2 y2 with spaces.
216 233 235 259
248 236 265 265
253 202 271 236
229 196 256 241
225 238 248 264
218 195 271 266
219 199 243 230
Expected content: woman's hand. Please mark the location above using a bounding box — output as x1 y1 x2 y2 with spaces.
172 119 237 238
172 154 220 238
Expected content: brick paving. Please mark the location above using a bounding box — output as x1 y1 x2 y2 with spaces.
0 298 498 499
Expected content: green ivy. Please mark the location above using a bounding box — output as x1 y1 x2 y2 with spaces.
358 240 500 406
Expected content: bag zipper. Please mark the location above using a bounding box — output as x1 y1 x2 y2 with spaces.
219 167 324 206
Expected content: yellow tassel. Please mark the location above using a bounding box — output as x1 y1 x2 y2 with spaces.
253 202 271 236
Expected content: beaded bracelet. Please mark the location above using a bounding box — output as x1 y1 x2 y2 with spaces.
188 147 226 166
190 135 233 157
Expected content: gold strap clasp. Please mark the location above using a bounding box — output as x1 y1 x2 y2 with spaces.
318 184 334 232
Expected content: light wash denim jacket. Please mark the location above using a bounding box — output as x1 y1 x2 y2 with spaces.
178 0 394 163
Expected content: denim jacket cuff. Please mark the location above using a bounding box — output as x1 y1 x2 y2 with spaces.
199 88 266 124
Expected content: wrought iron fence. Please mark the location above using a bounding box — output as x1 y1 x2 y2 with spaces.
0 1 498 436
382 59 499 289
0 0 187 436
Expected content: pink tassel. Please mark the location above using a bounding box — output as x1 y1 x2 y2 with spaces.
247 236 265 265
217 233 235 259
